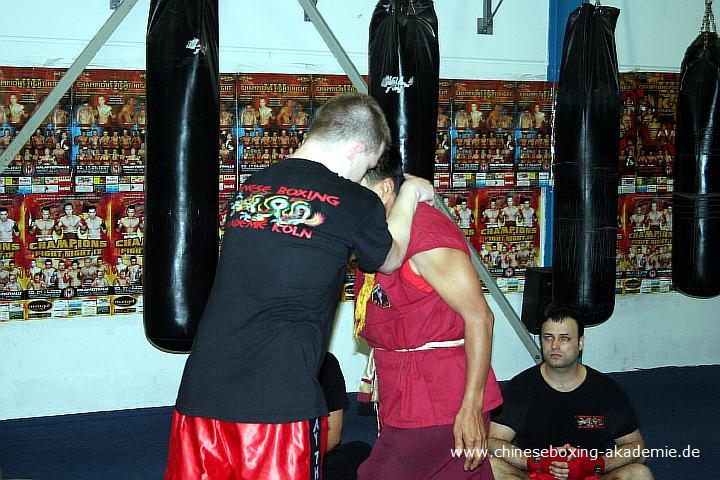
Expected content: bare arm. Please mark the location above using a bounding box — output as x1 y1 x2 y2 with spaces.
410 247 494 471
326 409 344 452
377 175 434 274
602 429 647 470
488 422 529 471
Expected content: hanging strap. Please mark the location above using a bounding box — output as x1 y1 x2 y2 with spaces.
701 0 716 34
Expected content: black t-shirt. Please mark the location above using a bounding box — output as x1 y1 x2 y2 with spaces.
491 365 639 451
318 352 349 413
176 158 391 423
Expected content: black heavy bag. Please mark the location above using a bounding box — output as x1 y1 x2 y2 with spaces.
368 0 439 180
145 0 219 352
553 4 620 325
673 29 720 297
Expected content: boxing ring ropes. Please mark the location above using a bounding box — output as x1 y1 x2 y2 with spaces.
0 0 542 363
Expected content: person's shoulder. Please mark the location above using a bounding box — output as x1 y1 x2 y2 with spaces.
413 203 463 235
409 203 468 252
505 364 542 391
584 366 627 393
516 364 542 382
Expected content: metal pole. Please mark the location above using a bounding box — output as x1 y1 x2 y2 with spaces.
296 0 368 94
0 0 139 173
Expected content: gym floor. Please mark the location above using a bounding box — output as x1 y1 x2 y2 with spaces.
0 365 716 479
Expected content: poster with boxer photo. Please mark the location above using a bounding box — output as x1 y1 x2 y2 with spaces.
0 194 25 307
237 74 312 173
72 69 146 185
469 187 542 293
434 79 453 188
22 193 112 317
515 81 554 173
618 72 679 184
109 192 144 310
22 193 64 312
617 193 672 294
219 74 238 180
450 80 516 175
0 67 72 179
438 189 475 240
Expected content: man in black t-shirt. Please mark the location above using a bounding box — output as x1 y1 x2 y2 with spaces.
164 93 434 480
489 307 654 480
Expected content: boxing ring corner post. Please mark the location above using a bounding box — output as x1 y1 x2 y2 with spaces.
300 0 541 363
0 0 140 174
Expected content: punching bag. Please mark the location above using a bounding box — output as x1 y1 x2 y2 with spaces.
673 14 720 297
368 0 439 180
553 3 620 325
145 0 219 352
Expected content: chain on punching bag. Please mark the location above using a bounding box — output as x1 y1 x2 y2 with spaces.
368 0 439 180
553 3 620 326
145 0 220 352
673 0 720 297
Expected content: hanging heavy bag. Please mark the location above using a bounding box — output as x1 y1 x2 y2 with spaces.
368 0 439 181
144 0 220 352
553 3 621 325
673 3 720 298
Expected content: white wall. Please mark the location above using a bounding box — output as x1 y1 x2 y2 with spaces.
1 0 719 419
2 0 709 75
614 0 711 72
2 0 548 78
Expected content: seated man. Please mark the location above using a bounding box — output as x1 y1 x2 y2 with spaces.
489 307 654 480
355 150 502 479
319 352 372 480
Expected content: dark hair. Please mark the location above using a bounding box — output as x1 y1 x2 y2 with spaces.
362 148 405 194
543 305 584 337
308 93 390 155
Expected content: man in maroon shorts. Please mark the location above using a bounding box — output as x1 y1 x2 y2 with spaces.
354 150 501 479
164 93 434 480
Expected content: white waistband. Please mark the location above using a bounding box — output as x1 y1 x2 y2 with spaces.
377 338 465 352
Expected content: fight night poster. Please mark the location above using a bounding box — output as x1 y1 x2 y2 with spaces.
470 188 542 293
616 194 673 294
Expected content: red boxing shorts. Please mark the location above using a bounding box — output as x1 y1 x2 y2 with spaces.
165 410 328 480
529 474 601 480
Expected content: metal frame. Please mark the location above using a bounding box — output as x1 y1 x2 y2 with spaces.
303 0 319 22
477 0 506 35
296 0 368 94
0 0 139 173
299 0 540 362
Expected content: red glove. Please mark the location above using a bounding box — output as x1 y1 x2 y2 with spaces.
566 454 605 480
527 453 564 474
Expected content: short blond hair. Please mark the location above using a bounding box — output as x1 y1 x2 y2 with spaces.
308 93 390 155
